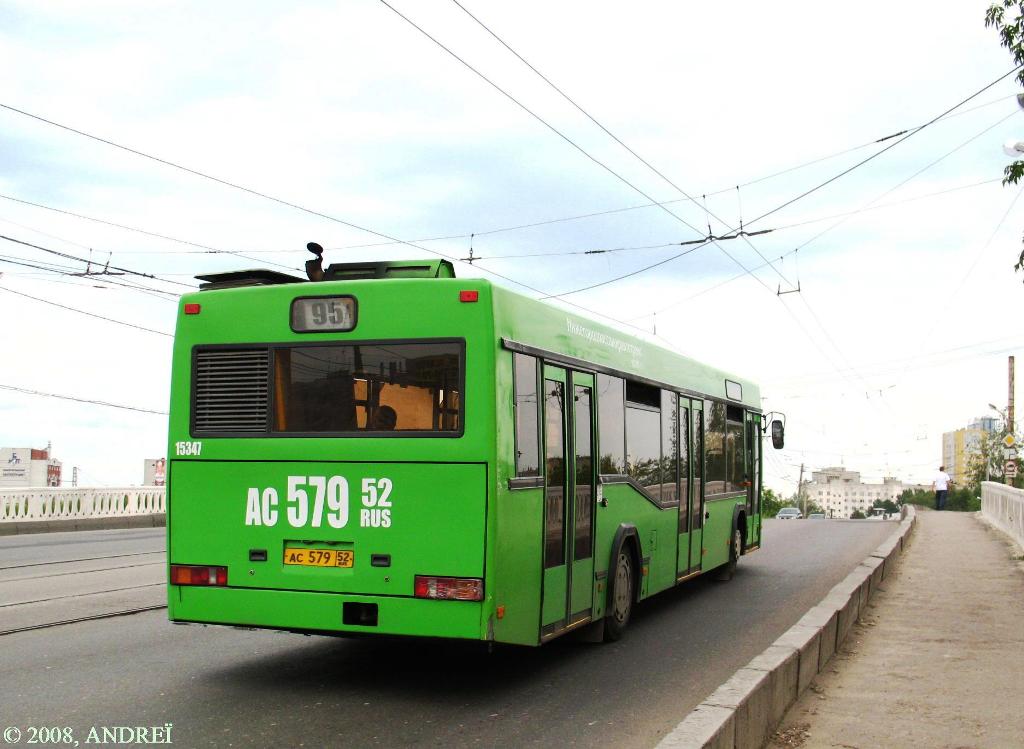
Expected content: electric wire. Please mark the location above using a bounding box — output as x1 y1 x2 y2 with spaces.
463 177 998 262
889 181 1024 389
0 286 173 337
0 102 713 341
549 70 1022 301
377 0 785 298
310 95 1016 253
0 384 168 415
0 101 575 307
0 233 193 289
450 0 795 291
744 66 1022 227
0 252 180 301
630 109 1021 321
0 193 302 273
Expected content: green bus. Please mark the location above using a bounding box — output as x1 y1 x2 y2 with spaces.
167 257 782 645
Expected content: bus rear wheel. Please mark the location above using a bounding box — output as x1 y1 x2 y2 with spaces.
604 548 634 641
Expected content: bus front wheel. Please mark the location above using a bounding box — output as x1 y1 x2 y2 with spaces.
604 548 635 641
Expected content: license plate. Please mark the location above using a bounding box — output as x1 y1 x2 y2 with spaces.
283 547 354 568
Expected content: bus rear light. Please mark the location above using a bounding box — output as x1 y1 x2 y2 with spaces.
170 565 227 586
183 303 201 315
414 575 483 601
459 290 479 303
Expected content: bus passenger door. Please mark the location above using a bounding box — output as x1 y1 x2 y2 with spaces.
569 373 595 623
676 398 692 577
540 366 569 633
747 414 761 547
688 404 705 571
540 366 596 636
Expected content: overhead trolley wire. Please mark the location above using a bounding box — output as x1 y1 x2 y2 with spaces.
0 103 564 307
0 383 168 415
547 69 1022 300
0 86 707 343
0 252 177 301
310 86 1016 252
0 233 193 290
0 286 173 337
629 108 1021 321
441 3 915 423
0 192 302 273
378 1 784 298
743 66 1022 228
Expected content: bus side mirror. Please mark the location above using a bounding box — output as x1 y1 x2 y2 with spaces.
771 419 784 449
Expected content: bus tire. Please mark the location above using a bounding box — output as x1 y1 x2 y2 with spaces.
714 526 742 582
604 546 635 641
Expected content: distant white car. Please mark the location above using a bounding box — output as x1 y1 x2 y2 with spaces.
776 507 802 520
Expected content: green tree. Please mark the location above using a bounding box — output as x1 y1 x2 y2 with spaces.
986 1 1024 276
900 488 935 509
872 498 899 514
762 487 785 517
850 509 867 519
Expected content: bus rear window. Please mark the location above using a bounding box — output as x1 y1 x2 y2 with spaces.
273 342 462 434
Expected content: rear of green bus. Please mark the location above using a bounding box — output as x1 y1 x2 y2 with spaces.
166 267 497 640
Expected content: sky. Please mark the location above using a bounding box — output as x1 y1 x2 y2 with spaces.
1 0 1022 492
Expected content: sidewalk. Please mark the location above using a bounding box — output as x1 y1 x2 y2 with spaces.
769 509 1024 749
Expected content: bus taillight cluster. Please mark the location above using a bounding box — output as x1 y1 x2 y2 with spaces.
413 575 483 601
170 565 227 586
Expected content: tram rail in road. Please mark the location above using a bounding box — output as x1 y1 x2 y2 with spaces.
0 527 166 636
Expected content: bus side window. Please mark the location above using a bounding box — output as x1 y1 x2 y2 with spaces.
597 374 626 475
513 353 540 477
705 402 727 495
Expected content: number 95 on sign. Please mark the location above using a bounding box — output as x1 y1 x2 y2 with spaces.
245 476 393 529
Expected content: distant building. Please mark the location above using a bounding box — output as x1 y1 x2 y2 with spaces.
804 467 922 519
0 445 62 487
143 458 167 486
941 417 998 484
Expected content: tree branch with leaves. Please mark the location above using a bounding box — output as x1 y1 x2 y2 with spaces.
986 0 1024 274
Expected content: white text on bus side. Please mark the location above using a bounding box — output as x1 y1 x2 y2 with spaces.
244 476 393 529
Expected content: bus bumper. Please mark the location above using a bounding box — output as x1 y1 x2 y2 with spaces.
169 586 485 640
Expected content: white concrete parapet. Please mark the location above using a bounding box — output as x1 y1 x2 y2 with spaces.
0 486 165 523
981 481 1024 548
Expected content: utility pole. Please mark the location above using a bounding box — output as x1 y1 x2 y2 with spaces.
1009 356 1017 486
797 463 805 516
1009 356 1015 437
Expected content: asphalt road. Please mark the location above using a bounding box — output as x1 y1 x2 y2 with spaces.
0 528 165 633
0 520 895 747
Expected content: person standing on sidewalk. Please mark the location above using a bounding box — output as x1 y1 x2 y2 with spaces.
932 466 951 510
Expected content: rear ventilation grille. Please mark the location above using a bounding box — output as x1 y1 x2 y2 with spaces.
193 349 270 433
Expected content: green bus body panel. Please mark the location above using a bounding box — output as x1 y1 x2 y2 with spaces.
491 487 543 645
168 461 487 599
172 587 482 639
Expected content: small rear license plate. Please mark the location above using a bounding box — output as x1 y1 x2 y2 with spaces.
283 547 354 568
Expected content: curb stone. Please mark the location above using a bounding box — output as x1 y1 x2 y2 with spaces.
656 505 917 749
